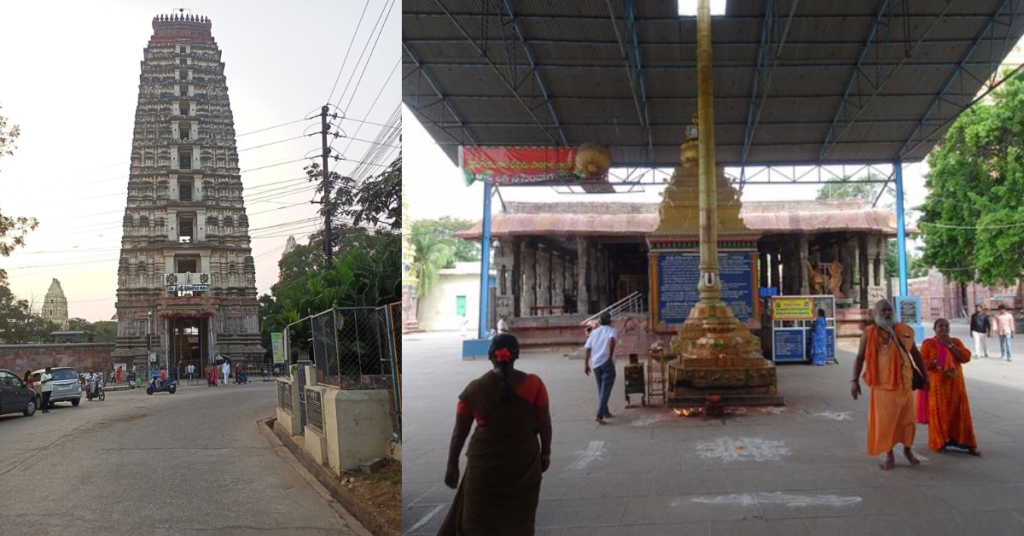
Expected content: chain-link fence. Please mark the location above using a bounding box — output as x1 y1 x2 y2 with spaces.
300 304 402 439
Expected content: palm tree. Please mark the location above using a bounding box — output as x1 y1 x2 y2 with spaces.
410 222 456 307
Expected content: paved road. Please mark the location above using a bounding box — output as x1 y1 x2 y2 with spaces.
404 323 1024 535
0 379 368 536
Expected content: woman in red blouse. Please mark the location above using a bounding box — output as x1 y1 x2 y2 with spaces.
439 333 552 536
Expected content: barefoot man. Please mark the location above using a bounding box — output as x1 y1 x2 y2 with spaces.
851 299 930 470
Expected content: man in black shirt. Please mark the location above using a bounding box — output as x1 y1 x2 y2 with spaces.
969 304 992 358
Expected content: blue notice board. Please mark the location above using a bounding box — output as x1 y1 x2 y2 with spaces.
657 251 755 324
773 328 807 363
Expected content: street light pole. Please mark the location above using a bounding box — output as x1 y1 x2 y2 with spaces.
147 311 153 379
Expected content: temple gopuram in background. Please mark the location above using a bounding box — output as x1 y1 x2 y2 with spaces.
113 13 264 373
41 278 70 330
457 198 900 350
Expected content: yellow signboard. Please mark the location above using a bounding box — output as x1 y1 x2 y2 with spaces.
771 297 815 321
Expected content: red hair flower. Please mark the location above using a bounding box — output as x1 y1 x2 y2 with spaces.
494 348 512 363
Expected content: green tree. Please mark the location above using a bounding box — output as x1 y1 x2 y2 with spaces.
354 153 401 231
0 270 59 343
816 177 881 201
0 104 37 256
919 72 1024 286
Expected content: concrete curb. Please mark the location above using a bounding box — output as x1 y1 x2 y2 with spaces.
260 416 398 536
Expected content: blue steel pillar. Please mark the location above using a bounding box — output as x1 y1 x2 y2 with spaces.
894 159 908 296
478 182 493 339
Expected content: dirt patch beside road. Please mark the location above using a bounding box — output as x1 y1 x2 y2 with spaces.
336 460 400 533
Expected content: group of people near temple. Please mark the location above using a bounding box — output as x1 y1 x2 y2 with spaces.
852 299 980 470
437 298 984 533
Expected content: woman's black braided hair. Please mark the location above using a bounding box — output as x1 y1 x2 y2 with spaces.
489 333 520 402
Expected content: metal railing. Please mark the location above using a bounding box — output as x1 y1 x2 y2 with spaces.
581 291 646 325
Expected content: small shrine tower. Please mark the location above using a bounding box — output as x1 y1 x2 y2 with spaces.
42 279 69 330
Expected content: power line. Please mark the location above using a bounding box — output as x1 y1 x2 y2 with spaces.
333 0 393 112
339 0 396 113
325 0 371 105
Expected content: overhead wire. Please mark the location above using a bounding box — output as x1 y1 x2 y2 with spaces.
325 0 371 105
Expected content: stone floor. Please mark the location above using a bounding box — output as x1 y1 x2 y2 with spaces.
403 321 1024 535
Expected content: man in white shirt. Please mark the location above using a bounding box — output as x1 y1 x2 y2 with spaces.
222 361 231 385
40 367 54 413
185 363 195 385
497 314 510 334
584 312 617 424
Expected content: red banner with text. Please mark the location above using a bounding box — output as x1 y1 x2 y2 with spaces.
459 146 579 186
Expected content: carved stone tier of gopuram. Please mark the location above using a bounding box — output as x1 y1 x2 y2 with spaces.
113 13 264 373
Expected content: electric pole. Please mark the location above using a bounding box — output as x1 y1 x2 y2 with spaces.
320 105 332 264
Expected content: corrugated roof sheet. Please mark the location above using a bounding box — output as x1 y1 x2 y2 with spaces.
405 0 1024 167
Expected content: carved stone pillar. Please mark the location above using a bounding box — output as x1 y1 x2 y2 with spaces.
798 234 810 295
759 250 769 289
552 252 565 310
522 241 537 317
577 237 589 315
536 245 551 309
511 237 521 317
859 235 869 308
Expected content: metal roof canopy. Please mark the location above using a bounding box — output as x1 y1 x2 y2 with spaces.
403 0 1024 177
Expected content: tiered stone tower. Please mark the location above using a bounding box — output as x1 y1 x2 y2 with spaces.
42 279 69 330
113 13 264 373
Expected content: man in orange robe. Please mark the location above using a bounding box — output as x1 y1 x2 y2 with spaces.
851 299 930 470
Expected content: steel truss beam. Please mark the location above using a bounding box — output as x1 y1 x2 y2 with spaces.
529 164 898 194
426 0 562 146
402 41 477 146
898 0 1020 159
819 0 962 162
409 59 1015 70
741 0 802 187
500 0 568 146
608 0 654 163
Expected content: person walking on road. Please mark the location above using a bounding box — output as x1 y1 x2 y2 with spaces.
221 361 231 385
851 299 930 470
40 367 54 413
22 371 33 391
186 363 195 386
994 304 1015 361
584 312 617 425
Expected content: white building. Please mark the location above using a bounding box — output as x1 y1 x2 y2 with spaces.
416 262 494 332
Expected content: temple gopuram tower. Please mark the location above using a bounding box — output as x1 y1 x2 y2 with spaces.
113 13 264 373
42 279 69 330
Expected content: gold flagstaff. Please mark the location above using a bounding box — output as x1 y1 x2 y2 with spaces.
648 0 780 403
697 0 720 305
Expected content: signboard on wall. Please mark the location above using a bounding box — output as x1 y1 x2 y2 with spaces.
271 333 285 364
654 251 757 325
894 296 921 324
168 285 209 292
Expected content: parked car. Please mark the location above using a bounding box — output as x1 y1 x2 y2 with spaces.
0 369 37 417
31 367 82 408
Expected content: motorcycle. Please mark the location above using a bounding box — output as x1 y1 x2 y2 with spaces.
146 377 178 395
85 379 105 401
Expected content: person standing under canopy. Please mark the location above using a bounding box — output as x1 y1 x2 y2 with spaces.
921 318 980 456
851 299 930 470
439 333 552 536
